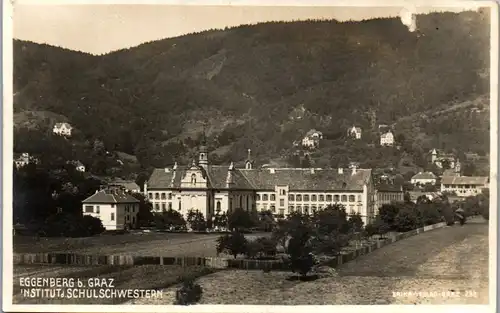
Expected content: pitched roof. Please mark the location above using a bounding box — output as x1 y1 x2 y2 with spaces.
147 165 372 192
411 172 437 180
82 190 140 204
441 176 489 185
376 183 403 192
442 169 459 177
54 122 72 128
110 180 140 191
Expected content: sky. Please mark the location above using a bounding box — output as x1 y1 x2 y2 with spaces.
11 1 483 55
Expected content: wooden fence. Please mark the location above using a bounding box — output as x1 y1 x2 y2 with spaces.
14 221 448 270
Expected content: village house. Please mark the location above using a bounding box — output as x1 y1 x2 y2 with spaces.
380 130 394 146
53 122 73 137
144 142 378 225
14 153 38 168
82 187 140 230
410 172 437 186
440 175 489 198
67 160 85 172
301 129 323 149
109 180 141 193
430 148 457 169
375 183 404 214
347 126 362 139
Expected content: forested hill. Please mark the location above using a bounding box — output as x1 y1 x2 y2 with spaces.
13 10 490 172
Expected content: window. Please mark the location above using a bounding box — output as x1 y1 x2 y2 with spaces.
240 196 243 208
312 206 317 213
161 193 166 199
216 201 221 211
155 203 160 210
126 215 130 221
162 203 166 211
279 209 285 216
280 199 285 207
191 173 197 184
148 193 153 199
296 205 302 213
155 193 159 199
296 195 302 201
289 205 294 212
304 206 309 215
304 195 310 201
246 196 249 209
289 194 295 201
270 205 276 213
357 195 362 202
281 189 287 196
178 200 182 211
334 195 340 202
110 213 115 221
263 194 269 201
326 195 332 202
168 193 172 200
341 195 347 202
270 194 276 201
319 195 325 201
168 202 172 210
311 195 317 201
96 205 100 213
349 195 355 202
256 194 261 201
85 205 93 213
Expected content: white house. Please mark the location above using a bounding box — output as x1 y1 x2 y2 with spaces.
82 188 140 230
347 126 362 139
53 122 73 137
301 129 323 149
67 160 85 172
410 172 437 186
441 176 489 198
380 131 394 146
145 143 378 225
14 153 39 168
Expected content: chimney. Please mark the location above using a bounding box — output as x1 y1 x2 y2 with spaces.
269 168 275 174
338 168 344 174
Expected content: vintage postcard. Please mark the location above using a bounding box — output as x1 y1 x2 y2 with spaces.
3 0 498 312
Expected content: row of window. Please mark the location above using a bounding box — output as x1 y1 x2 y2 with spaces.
258 205 359 215
149 192 173 200
256 194 362 202
378 193 403 202
443 184 481 189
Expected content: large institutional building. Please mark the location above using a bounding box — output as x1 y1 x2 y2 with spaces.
144 143 378 224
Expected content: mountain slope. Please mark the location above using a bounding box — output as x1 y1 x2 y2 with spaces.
13 10 490 170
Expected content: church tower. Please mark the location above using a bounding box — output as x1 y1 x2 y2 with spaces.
198 132 208 169
245 149 254 169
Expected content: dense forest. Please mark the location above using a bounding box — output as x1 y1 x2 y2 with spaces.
13 10 490 176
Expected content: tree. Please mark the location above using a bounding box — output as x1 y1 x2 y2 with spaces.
213 212 228 230
394 207 419 232
258 210 275 232
347 212 364 234
403 192 412 203
378 204 400 230
186 210 207 231
417 202 441 226
227 208 254 231
175 278 203 305
216 231 248 258
134 193 154 227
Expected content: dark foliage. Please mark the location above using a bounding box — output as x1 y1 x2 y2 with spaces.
39 213 104 237
227 207 254 231
186 210 206 231
216 231 248 258
175 278 203 305
154 209 187 230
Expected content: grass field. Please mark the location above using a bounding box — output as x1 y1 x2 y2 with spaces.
130 219 490 305
14 232 270 257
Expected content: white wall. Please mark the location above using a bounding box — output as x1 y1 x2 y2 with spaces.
82 203 138 230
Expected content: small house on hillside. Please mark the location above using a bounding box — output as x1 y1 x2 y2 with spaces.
430 148 457 169
380 130 394 146
82 188 140 230
301 129 323 149
347 126 362 139
53 122 73 137
410 172 437 186
14 153 38 168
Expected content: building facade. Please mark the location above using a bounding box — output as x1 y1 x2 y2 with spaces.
380 131 394 146
440 176 489 197
347 126 362 139
53 122 73 137
145 144 377 225
301 129 323 148
430 148 458 169
82 188 140 230
410 172 437 186
375 184 404 213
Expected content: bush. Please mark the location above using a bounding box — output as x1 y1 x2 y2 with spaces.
175 279 203 305
39 213 104 237
394 208 419 232
216 231 248 258
417 203 441 226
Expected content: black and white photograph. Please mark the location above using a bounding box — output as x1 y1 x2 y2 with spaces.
3 1 497 311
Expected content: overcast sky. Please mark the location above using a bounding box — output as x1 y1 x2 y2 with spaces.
12 1 482 55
